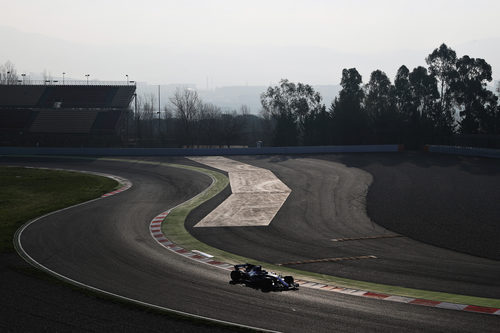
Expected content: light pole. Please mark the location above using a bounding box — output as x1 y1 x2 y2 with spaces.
6 71 9 84
21 73 26 84
85 74 90 85
62 72 66 85
126 74 129 85
157 109 161 144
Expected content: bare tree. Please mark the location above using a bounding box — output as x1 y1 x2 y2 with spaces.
141 93 156 119
239 104 251 116
0 61 19 84
163 104 173 119
132 93 155 140
220 110 245 148
197 103 222 146
169 88 202 147
140 93 157 138
134 94 143 140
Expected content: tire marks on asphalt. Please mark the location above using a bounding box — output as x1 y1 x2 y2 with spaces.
331 235 404 242
276 255 377 266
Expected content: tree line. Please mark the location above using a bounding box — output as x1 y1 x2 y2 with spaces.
3 44 500 149
127 88 268 148
260 44 500 149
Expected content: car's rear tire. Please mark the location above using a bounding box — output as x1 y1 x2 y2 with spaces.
231 270 242 282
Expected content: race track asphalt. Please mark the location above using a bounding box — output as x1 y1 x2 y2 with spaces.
2 155 500 332
187 153 500 299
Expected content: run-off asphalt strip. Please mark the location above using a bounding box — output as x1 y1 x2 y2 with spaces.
187 156 291 227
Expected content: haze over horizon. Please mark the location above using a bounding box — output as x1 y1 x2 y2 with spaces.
1 0 499 89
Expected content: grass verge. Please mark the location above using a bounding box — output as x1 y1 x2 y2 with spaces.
0 166 118 253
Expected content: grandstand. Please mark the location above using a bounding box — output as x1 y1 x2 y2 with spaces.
0 83 135 146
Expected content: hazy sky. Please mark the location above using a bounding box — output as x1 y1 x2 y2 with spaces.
1 0 499 87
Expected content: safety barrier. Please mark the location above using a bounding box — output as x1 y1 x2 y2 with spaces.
425 145 500 159
0 144 402 157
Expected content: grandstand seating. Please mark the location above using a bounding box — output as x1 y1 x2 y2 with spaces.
91 110 124 133
30 110 98 133
0 109 37 129
0 84 135 146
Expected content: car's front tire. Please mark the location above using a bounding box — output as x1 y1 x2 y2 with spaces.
260 278 274 292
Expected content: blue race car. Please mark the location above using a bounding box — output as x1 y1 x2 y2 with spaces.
230 263 299 291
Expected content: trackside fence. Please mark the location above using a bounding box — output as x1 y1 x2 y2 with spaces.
425 145 500 159
0 144 402 157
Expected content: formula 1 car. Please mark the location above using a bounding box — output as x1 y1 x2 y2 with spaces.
230 263 299 291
